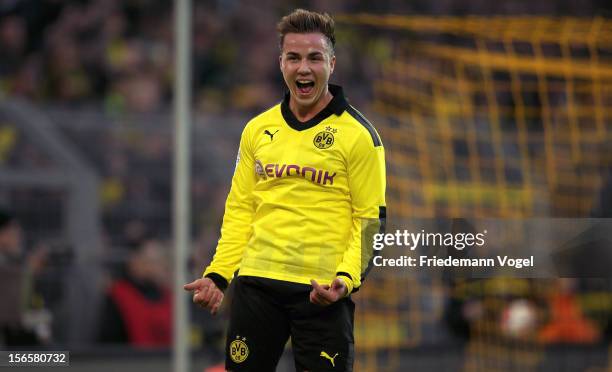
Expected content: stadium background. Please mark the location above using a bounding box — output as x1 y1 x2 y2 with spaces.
1 0 611 371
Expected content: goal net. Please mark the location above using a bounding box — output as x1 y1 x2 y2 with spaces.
339 15 612 371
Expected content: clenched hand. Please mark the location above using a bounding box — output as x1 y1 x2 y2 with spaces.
309 278 347 306
184 278 224 315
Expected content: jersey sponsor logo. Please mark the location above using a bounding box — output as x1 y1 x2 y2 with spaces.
264 129 279 141
229 335 249 363
255 159 267 179
320 351 339 367
256 161 337 185
314 131 334 149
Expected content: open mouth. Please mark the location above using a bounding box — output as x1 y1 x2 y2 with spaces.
296 80 315 95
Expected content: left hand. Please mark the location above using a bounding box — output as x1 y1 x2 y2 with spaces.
309 278 347 306
27 244 49 275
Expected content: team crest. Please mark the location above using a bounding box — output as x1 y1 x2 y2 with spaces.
229 335 249 363
313 131 334 149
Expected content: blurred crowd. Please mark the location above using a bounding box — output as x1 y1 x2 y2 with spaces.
2 0 607 114
0 0 283 114
0 106 241 351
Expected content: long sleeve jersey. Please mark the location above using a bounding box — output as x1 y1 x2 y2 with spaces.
203 84 386 292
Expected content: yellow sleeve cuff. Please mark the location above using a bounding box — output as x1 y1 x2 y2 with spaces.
336 275 354 297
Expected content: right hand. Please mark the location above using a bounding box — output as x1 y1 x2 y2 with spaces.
183 278 224 315
309 278 347 306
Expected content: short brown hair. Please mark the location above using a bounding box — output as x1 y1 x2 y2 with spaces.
277 9 335 54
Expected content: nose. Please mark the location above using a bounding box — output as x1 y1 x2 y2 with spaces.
297 59 311 74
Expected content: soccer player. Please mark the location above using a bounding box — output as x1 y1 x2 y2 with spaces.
184 9 386 372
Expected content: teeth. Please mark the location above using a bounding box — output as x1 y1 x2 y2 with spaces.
296 80 315 91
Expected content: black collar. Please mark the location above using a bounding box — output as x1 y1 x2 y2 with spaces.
280 84 349 131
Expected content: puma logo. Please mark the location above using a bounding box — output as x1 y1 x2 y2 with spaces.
264 129 279 141
320 351 338 367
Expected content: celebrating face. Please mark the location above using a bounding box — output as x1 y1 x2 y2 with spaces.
280 32 336 112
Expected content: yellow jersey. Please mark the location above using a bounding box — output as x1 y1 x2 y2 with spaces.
203 85 386 293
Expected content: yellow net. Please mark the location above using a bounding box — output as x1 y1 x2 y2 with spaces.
340 15 612 219
337 16 612 371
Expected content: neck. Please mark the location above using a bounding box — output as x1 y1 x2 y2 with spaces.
289 87 333 122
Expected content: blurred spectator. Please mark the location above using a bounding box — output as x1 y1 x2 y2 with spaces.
0 209 21 263
0 208 51 347
444 292 483 340
0 15 27 84
98 238 171 347
538 279 600 344
500 298 538 339
590 170 612 340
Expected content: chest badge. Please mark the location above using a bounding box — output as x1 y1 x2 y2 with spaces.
313 126 337 149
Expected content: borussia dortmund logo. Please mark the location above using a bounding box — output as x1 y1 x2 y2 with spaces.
229 336 249 363
313 131 334 149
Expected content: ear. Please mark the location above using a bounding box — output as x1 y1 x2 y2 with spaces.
329 54 336 75
279 54 283 70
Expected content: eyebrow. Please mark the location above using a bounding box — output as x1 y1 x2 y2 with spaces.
285 51 325 58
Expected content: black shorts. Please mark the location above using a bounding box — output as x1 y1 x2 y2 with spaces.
225 276 355 372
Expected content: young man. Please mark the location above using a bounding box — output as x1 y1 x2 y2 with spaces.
184 9 386 372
